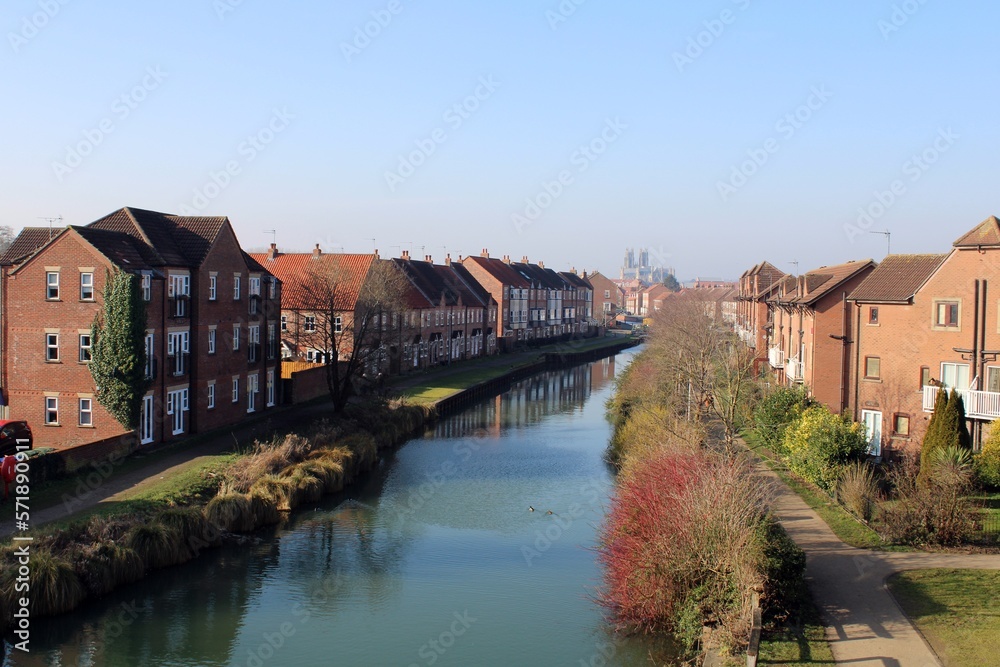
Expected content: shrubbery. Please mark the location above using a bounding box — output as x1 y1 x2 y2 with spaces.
975 420 1000 488
752 386 814 454
783 405 869 492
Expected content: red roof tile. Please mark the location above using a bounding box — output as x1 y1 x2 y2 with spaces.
953 216 1000 248
0 227 56 265
250 251 375 311
847 254 947 303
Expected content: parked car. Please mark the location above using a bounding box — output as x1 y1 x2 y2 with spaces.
0 420 32 457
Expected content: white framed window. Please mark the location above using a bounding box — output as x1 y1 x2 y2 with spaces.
233 274 241 300
46 333 59 361
79 398 93 426
304 316 316 333
233 324 240 351
248 325 260 361
247 373 259 413
144 333 155 378
141 272 152 301
207 382 216 409
940 362 971 391
46 271 60 299
266 369 275 407
232 376 240 402
168 274 190 297
44 397 58 425
167 331 190 376
280 315 287 332
249 276 261 296
166 388 189 435
209 274 217 301
268 278 277 299
861 410 882 457
80 272 94 301
79 334 92 362
208 327 217 354
334 316 342 333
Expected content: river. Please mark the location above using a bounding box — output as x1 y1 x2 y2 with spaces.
4 347 677 666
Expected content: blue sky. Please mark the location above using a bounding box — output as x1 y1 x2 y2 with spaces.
4 1 999 279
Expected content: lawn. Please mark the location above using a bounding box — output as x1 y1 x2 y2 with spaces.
887 569 1000 667
759 622 835 665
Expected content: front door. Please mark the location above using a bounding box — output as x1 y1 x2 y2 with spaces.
861 410 882 457
140 394 154 445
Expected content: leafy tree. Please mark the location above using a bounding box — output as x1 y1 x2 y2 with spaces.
90 271 150 430
783 405 869 491
662 273 681 292
752 386 814 453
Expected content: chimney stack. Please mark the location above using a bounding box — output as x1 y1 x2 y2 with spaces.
374 248 380 260
481 248 489 258
582 270 588 279
503 255 511 264
538 260 544 269
425 254 432 263
267 243 278 260
522 256 528 264
402 249 410 260
312 244 322 258
445 253 452 266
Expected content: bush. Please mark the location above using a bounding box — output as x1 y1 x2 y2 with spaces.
783 406 869 492
612 404 705 478
597 450 770 655
838 462 879 522
879 452 977 546
752 386 814 454
251 474 296 512
975 420 1000 488
759 521 806 625
204 484 255 533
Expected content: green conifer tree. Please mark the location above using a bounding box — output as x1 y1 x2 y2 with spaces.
954 392 972 450
919 387 950 485
89 270 150 430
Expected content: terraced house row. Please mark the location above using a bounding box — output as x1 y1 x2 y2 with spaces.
736 216 1000 458
0 207 599 452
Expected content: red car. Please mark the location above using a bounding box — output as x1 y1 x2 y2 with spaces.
0 420 32 457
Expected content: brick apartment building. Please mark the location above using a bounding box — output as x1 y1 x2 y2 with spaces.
585 271 625 326
558 269 595 335
461 252 530 351
735 261 786 360
391 252 498 371
0 207 281 451
765 259 876 414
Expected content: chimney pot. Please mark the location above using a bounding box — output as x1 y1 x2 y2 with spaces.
312 244 322 258
481 248 489 258
267 243 278 260
445 253 452 266
522 256 528 264
402 250 410 260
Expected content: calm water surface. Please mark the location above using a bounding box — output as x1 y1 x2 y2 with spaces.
5 348 676 666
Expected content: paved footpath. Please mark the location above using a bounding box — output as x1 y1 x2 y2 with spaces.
766 465 1000 667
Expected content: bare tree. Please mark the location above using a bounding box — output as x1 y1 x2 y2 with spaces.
294 259 409 412
0 226 14 255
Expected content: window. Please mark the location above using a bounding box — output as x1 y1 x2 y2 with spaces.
233 324 240 351
281 315 288 332
266 369 275 407
233 275 241 300
861 410 882 457
232 376 240 402
920 366 931 389
79 334 92 362
208 328 216 354
144 332 155 379
940 362 970 391
209 274 217 301
864 356 880 379
80 273 94 300
167 331 190 376
46 272 60 299
169 274 190 317
893 413 910 437
166 389 188 435
45 397 58 425
79 398 93 426
934 300 959 327
141 272 152 301
334 316 342 333
248 325 260 362
46 333 59 362
249 276 261 296
868 306 878 325
988 366 1000 394
304 316 316 333
267 323 276 359
207 382 216 409
268 278 277 299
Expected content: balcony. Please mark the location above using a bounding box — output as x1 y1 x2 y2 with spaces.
786 357 804 382
923 385 1000 420
734 325 756 349
167 353 190 377
768 347 785 369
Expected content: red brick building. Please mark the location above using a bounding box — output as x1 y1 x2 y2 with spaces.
0 207 281 451
766 259 876 414
461 252 530 351
585 271 625 326
735 261 786 358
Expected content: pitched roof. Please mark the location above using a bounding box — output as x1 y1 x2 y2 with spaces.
847 254 947 303
778 259 875 306
88 207 229 267
73 226 163 273
0 227 56 266
463 256 531 288
953 216 1000 248
451 263 494 306
558 271 590 290
249 251 375 311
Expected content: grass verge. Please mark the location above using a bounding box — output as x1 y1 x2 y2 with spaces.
742 430 886 550
887 569 1000 667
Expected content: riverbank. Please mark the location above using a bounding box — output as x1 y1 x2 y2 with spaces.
1 335 636 637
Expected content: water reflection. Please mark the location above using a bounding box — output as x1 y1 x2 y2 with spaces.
4 352 675 667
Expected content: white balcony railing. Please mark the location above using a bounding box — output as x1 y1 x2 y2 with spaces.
786 357 804 382
923 385 1000 420
768 347 785 369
